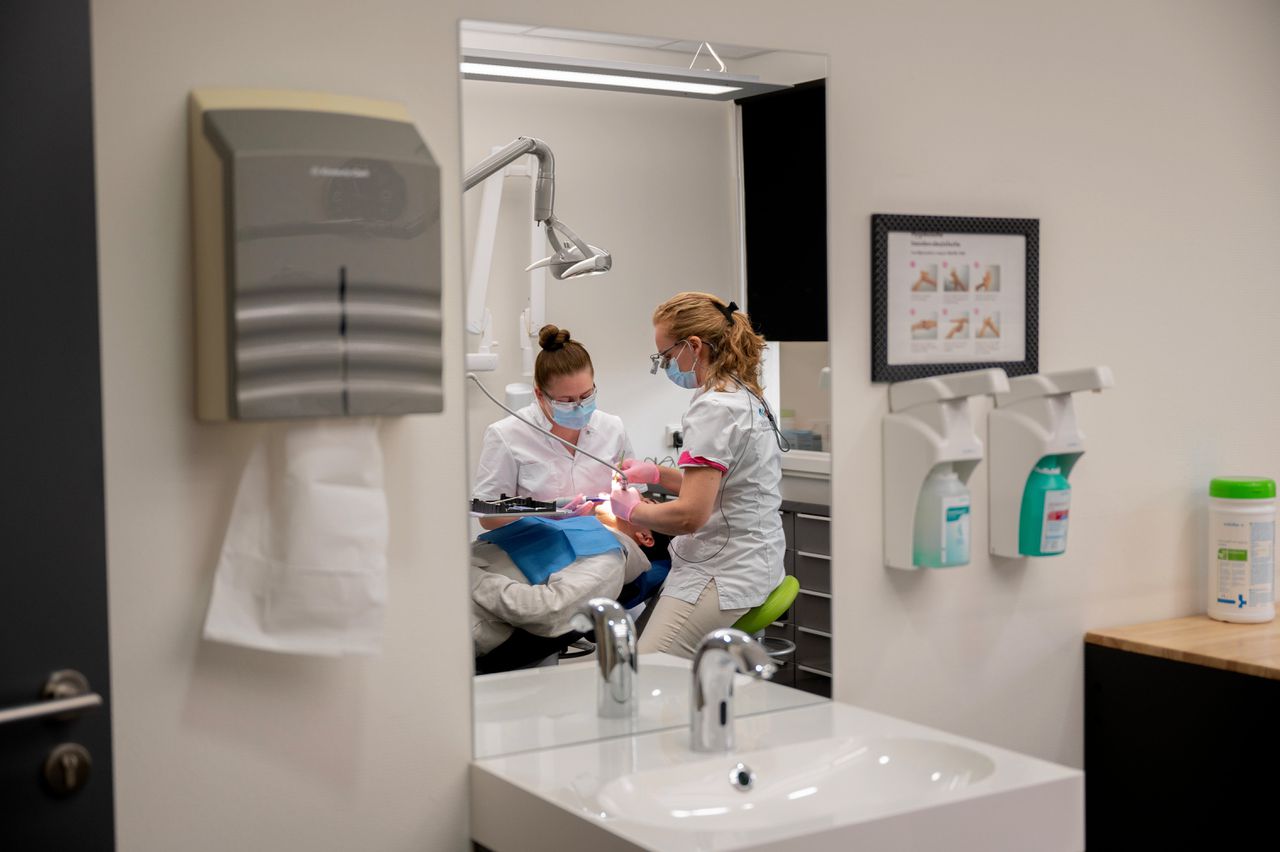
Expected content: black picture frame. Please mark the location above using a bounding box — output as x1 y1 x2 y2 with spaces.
871 214 1038 383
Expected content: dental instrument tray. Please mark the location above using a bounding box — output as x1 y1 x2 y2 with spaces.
470 495 562 517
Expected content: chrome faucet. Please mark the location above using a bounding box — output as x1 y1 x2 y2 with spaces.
570 598 637 718
691 628 776 753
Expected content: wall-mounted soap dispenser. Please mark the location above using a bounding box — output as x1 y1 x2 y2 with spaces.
884 369 1010 570
190 89 443 420
988 367 1114 558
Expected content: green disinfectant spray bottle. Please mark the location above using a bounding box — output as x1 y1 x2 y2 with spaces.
1019 456 1071 556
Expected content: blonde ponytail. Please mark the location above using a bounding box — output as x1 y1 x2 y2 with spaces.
652 292 767 397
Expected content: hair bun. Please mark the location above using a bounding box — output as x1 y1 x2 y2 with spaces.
538 324 571 352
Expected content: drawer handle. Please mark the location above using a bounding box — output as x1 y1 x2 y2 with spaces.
797 626 832 639
797 664 832 677
797 588 832 600
796 513 830 522
795 550 831 561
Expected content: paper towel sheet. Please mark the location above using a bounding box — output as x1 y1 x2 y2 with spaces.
203 419 388 656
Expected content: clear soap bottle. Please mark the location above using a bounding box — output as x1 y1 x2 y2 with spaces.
913 464 971 568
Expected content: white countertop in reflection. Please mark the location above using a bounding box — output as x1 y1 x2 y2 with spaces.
473 652 827 760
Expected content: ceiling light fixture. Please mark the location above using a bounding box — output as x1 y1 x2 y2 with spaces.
459 48 789 101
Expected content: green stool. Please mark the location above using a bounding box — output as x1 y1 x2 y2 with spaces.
733 575 799 634
733 576 800 671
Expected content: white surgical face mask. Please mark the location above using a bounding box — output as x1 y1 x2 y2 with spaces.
664 343 700 390
541 385 597 429
546 395 596 429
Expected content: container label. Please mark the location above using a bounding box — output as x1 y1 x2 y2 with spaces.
1212 519 1274 611
1251 521 1274 605
940 495 970 564
1040 490 1071 554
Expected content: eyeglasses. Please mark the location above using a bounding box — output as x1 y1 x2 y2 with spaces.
649 340 687 375
544 385 597 406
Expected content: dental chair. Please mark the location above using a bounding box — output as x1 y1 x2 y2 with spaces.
475 629 586 674
556 558 672 661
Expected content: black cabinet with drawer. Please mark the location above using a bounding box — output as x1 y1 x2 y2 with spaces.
779 501 831 697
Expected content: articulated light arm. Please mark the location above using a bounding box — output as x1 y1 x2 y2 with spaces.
464 136 610 281
463 136 555 222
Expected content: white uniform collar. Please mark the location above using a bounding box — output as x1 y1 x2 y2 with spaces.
693 378 743 400
522 401 553 431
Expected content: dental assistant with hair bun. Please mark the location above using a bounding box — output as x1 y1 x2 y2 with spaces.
473 324 632 530
607 292 786 658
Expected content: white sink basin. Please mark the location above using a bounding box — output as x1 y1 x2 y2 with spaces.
592 736 995 830
472 702 1083 851
473 652 825 759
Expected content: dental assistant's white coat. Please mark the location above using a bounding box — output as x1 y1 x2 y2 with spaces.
666 383 785 610
473 402 632 502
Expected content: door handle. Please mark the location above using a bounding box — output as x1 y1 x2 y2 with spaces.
0 670 102 726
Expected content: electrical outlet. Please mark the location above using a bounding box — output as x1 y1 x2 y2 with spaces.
664 424 682 448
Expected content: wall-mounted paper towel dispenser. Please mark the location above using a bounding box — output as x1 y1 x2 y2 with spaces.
190 88 443 420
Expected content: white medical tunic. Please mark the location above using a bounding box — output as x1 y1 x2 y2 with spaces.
667 384 785 610
473 403 632 502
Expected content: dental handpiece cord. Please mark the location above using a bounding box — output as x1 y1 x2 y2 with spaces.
466 373 630 486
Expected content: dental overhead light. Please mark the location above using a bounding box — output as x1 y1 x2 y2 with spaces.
463 136 611 280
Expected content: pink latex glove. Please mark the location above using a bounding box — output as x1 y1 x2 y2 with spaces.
559 494 597 518
608 486 641 522
620 458 661 485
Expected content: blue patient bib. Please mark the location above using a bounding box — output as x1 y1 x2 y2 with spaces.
478 516 623 585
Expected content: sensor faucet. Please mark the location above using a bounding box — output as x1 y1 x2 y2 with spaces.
691 628 776 753
571 598 637 718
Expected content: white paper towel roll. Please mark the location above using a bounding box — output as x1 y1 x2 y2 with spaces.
203 419 388 656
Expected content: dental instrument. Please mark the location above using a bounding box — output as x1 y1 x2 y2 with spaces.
469 496 560 517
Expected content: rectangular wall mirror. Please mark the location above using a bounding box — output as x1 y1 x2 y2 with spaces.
457 21 831 761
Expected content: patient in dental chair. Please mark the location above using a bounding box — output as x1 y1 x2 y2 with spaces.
471 504 671 672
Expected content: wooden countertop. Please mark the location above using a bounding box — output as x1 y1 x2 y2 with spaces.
1086 615 1280 681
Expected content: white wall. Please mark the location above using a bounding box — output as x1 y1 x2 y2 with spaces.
461 78 739 470
92 3 473 850
820 0 1280 767
92 2 1280 849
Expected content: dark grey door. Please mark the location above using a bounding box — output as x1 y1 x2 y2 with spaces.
0 1 116 848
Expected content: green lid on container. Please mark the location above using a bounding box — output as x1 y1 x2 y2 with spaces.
1209 477 1276 499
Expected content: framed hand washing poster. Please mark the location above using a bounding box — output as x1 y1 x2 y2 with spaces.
871 214 1038 383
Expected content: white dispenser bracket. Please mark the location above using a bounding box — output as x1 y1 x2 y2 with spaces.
988 367 1115 558
883 369 1010 570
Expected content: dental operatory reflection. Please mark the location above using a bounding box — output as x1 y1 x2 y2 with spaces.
887 231 1026 365
468 294 789 673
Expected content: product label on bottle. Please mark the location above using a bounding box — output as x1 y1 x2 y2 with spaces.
1212 519 1274 612
940 494 971 565
1250 520 1274 605
1214 546 1248 607
1040 489 1071 554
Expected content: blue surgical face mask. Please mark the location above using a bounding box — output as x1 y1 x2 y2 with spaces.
664 342 700 389
546 394 596 429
